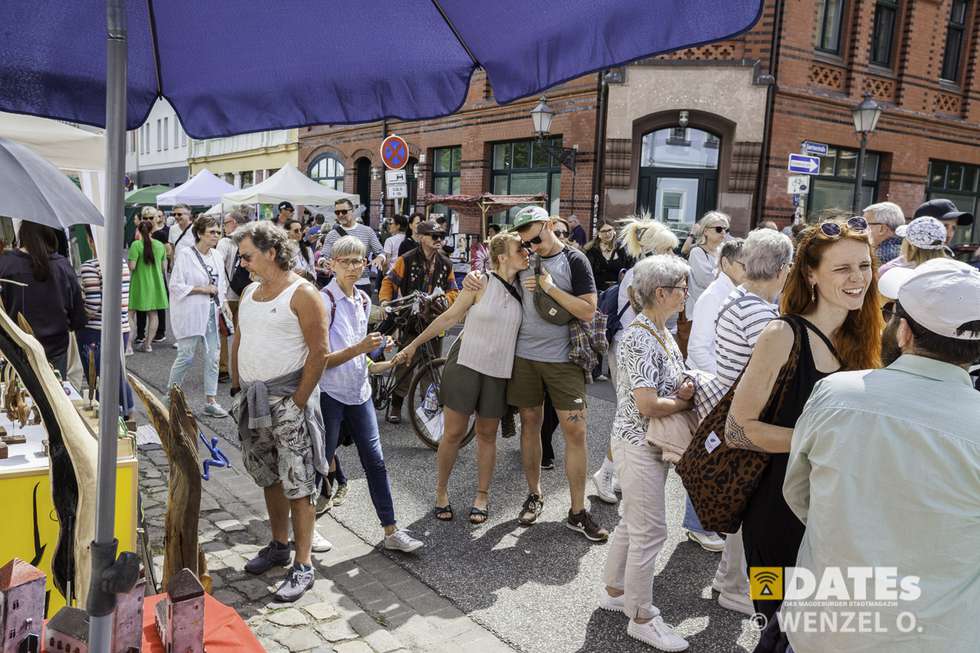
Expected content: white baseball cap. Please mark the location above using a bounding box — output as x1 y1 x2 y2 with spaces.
892 258 980 340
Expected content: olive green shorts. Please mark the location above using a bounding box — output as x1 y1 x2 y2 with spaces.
440 339 509 419
506 356 587 411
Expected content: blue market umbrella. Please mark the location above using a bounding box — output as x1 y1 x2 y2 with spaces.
0 0 763 138
0 2 763 650
0 137 105 228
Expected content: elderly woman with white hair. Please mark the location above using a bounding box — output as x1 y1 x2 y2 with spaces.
683 211 731 317
598 254 693 652
862 201 905 264
591 216 679 504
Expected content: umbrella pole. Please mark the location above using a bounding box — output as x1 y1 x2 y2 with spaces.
88 1 127 651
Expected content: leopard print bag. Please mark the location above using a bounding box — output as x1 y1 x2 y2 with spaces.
675 316 804 534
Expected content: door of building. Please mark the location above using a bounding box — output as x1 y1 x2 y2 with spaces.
637 127 720 228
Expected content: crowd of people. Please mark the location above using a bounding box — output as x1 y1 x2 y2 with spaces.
1 191 977 652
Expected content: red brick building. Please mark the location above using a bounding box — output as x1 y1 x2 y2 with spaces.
299 70 599 243
301 0 979 250
603 0 979 247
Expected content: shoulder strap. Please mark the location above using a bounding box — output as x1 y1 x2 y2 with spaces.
333 223 349 237
784 314 840 360
174 224 191 246
491 273 522 304
323 287 338 327
616 294 630 320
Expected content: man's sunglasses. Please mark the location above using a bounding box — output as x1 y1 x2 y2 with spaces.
429 235 445 242
521 224 546 249
820 216 868 237
335 209 349 216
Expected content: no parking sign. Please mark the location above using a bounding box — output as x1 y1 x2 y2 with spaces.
380 134 409 170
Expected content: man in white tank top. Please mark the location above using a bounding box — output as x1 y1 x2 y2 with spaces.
229 221 330 603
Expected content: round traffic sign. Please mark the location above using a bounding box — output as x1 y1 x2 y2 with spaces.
380 134 409 170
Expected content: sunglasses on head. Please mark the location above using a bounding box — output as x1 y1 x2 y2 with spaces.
820 216 868 237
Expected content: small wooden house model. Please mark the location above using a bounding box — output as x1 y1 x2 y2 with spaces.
154 569 204 653
111 576 145 653
0 558 45 653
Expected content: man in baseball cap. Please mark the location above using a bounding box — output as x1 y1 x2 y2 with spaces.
913 198 974 245
276 201 295 226
782 257 980 653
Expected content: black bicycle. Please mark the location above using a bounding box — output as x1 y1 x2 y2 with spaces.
371 291 476 450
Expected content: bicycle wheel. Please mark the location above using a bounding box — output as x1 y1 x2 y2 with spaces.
408 358 477 450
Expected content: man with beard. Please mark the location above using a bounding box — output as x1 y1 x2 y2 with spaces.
780 258 980 653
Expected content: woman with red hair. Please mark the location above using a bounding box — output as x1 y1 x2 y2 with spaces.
725 216 883 622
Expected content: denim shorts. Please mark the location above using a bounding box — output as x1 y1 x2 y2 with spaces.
239 395 318 501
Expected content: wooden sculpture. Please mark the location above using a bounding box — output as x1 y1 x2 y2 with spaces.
128 376 208 592
0 305 98 605
155 568 204 653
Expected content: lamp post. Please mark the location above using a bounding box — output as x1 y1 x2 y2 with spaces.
529 96 580 225
851 92 883 214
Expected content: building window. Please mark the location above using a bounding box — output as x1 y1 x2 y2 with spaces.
163 117 169 150
308 154 345 191
429 146 461 222
816 0 847 54
870 0 898 67
491 137 562 221
927 160 979 246
174 120 180 150
156 119 161 152
941 0 969 82
181 129 187 147
240 170 253 187
806 146 880 217
667 128 690 146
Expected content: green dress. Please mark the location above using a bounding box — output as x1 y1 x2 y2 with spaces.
128 239 169 311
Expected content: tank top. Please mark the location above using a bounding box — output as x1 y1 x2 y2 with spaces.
237 278 309 383
456 274 523 378
741 314 841 616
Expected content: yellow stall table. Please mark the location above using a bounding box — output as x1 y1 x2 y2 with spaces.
0 384 138 617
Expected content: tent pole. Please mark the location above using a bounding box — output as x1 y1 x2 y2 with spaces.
88 1 127 651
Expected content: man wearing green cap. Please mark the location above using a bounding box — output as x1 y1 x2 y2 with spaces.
465 206 607 542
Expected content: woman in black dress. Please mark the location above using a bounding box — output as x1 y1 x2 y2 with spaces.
725 216 883 623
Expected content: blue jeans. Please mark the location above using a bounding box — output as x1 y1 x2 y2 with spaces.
683 494 716 536
76 328 135 415
319 393 395 527
167 310 219 397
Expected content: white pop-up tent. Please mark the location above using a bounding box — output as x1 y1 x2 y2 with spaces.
222 163 360 207
156 168 235 206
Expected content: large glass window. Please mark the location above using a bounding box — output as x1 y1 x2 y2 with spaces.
640 128 720 170
429 146 461 222
816 0 847 54
941 0 969 82
491 137 562 222
806 146 880 217
927 160 979 246
308 154 345 191
870 0 898 67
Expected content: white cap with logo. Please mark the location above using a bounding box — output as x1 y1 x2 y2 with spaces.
885 258 980 340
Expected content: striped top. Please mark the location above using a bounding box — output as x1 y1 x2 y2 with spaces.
714 287 778 391
318 222 384 286
456 274 523 378
79 258 131 332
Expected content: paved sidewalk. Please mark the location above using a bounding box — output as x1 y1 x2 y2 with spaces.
136 384 515 653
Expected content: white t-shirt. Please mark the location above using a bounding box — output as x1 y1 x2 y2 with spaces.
169 223 194 253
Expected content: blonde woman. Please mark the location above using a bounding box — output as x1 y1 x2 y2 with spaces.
395 231 529 523
684 211 730 317
878 216 949 275
591 216 678 504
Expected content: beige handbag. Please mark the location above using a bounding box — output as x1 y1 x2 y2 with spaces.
645 410 698 463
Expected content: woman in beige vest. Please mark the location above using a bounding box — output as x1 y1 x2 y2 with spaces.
395 232 528 524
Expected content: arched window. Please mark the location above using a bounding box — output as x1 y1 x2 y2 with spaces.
308 154 346 191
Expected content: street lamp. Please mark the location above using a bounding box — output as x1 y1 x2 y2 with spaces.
529 96 577 172
851 92 883 213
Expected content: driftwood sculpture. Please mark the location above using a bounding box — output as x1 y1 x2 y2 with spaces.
0 304 98 605
128 376 208 592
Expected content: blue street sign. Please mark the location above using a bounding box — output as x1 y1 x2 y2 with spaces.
792 194 800 207
788 153 820 175
802 141 829 156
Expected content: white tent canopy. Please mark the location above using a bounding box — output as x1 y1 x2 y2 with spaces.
223 163 360 207
156 168 235 206
0 112 105 172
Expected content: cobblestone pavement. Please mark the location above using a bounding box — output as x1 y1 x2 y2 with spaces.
137 408 515 653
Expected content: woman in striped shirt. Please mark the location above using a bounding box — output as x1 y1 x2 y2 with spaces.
77 227 135 417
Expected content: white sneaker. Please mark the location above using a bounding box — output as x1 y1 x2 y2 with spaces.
311 530 332 553
203 403 229 418
384 529 423 553
718 591 754 616
627 616 689 652
592 467 618 504
597 589 625 614
687 530 725 552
